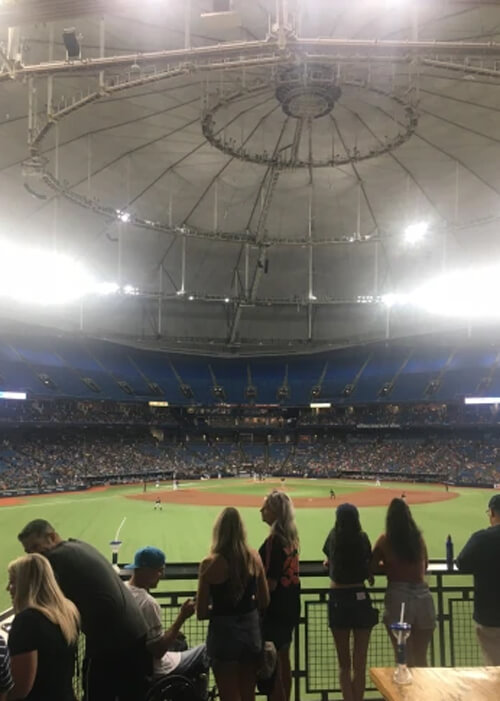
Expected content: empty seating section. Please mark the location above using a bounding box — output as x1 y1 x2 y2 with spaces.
435 349 496 400
1 333 500 405
352 347 409 402
321 349 369 399
90 342 152 396
390 347 452 402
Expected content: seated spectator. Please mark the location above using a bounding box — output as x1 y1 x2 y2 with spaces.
259 491 300 701
17 519 149 701
7 553 80 701
456 494 500 665
196 507 269 701
323 504 378 701
0 637 13 701
125 547 209 683
371 498 435 667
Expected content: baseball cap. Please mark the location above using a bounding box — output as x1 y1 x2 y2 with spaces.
124 546 166 570
488 494 500 514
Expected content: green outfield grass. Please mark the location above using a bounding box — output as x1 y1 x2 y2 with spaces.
0 478 494 612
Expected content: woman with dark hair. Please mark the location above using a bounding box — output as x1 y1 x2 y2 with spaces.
371 498 436 667
196 507 269 701
259 491 300 701
323 503 378 701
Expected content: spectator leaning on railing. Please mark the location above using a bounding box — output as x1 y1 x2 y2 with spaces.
322 504 378 701
371 498 436 667
17 519 150 701
456 494 500 665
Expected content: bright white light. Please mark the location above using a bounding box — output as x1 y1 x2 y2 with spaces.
116 210 131 223
309 294 317 301
188 295 194 301
96 282 120 295
404 221 429 246
382 264 500 319
410 266 500 318
381 293 400 309
224 297 230 303
0 241 96 305
176 290 185 296
0 391 27 400
123 284 139 295
465 397 500 405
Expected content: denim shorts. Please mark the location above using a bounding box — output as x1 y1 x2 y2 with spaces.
207 609 262 664
383 582 436 630
328 587 379 630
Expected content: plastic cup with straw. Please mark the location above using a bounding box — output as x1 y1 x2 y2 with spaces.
390 602 412 685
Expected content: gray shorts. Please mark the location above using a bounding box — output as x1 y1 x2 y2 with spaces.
207 609 262 664
383 582 436 630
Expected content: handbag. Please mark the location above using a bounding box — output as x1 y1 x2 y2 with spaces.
256 640 278 694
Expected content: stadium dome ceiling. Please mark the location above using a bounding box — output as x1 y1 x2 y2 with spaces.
2 0 500 354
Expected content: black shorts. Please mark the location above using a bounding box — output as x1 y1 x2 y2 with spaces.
328 587 379 630
262 619 295 651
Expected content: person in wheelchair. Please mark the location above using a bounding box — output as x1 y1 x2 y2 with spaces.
125 547 209 689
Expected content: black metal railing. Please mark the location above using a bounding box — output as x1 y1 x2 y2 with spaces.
132 561 480 701
0 561 481 701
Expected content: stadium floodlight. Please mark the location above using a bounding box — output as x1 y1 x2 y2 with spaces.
116 210 131 223
404 221 429 246
0 241 96 305
310 402 331 409
123 284 139 295
96 282 120 295
409 265 500 318
464 397 500 405
381 293 401 308
188 295 195 301
224 297 230 303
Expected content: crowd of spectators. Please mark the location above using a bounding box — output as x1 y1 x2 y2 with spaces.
0 399 175 426
2 399 500 434
1 427 500 492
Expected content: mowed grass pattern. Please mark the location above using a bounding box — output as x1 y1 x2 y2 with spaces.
0 478 494 612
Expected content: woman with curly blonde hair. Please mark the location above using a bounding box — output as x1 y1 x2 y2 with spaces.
259 490 300 701
197 507 269 701
7 553 80 701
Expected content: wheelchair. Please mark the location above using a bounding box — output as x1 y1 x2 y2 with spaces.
145 673 217 701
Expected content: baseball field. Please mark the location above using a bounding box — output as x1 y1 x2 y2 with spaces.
0 477 493 613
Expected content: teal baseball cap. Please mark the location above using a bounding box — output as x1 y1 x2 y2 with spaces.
124 546 166 569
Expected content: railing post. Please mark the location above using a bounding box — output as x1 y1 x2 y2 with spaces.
294 613 300 701
436 573 447 666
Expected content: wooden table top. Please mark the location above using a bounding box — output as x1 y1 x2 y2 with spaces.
370 667 500 700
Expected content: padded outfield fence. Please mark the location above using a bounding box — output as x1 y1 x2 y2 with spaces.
0 561 481 701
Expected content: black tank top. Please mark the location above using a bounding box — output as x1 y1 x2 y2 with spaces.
210 575 257 616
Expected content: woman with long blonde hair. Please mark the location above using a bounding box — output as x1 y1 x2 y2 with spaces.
7 553 80 701
197 507 269 701
259 490 300 701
